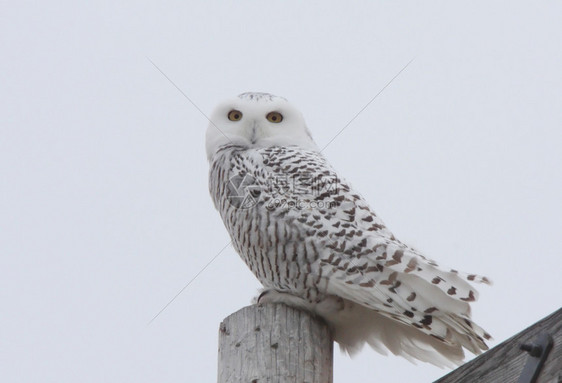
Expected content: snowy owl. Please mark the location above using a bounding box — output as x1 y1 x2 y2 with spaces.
206 92 491 367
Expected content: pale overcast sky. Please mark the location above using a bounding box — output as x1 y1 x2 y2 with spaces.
1 1 561 382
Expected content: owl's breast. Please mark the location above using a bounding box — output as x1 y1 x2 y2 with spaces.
208 146 332 298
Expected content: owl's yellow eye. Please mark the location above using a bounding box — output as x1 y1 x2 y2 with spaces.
266 111 283 123
227 110 243 121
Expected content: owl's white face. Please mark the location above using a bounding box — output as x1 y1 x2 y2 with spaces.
205 92 318 161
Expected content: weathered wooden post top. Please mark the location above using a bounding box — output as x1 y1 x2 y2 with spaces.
217 304 333 383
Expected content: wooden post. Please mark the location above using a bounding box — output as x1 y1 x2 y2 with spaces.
218 303 333 383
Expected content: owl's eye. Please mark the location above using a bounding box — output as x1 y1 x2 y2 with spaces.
227 110 243 121
266 111 283 123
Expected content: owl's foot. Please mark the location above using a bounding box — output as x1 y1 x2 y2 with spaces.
256 289 313 312
256 289 345 315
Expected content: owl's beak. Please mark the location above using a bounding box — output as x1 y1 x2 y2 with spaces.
248 121 258 144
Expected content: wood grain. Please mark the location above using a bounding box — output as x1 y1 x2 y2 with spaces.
435 308 561 383
218 304 333 383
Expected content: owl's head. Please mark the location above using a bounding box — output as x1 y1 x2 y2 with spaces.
205 92 318 161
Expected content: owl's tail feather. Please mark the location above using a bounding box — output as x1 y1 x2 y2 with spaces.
321 299 488 369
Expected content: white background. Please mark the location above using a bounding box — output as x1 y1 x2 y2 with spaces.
1 1 561 382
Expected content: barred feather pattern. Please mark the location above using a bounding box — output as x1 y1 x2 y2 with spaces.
209 144 492 368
